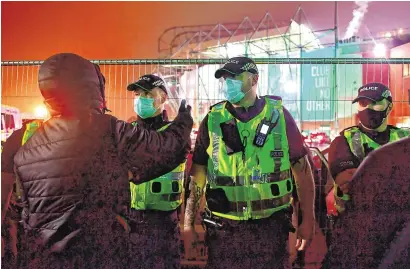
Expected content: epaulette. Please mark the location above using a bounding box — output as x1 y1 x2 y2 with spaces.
264 95 283 101
209 100 226 111
340 125 359 136
263 95 283 107
392 126 410 133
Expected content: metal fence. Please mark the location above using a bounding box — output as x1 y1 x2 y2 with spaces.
1 57 410 268
2 58 410 136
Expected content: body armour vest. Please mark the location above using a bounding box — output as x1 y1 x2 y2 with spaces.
205 96 293 221
334 126 410 211
129 122 186 211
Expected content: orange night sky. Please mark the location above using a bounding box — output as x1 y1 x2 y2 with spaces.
2 1 410 122
2 1 410 60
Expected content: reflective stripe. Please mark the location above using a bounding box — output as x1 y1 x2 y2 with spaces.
397 129 410 138
162 171 184 180
265 170 292 183
251 194 291 211
228 194 291 212
214 170 291 186
161 193 181 202
268 104 282 173
209 105 224 183
351 131 365 162
215 176 245 186
273 133 282 173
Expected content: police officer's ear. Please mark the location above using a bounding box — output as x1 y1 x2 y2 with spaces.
159 91 167 105
251 74 259 87
387 101 393 115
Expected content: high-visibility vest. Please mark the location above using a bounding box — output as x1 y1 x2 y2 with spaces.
206 96 293 221
22 120 42 145
129 122 186 211
16 120 42 199
334 126 410 212
344 126 409 162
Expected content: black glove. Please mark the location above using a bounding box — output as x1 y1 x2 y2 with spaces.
178 99 192 114
173 99 193 143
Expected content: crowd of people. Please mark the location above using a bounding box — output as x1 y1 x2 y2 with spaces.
1 53 409 269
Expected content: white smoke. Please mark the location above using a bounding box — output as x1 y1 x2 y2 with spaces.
344 1 371 39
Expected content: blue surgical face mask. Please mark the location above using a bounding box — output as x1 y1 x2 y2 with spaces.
134 96 157 119
224 78 245 104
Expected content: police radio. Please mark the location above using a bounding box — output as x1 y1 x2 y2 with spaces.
253 109 280 147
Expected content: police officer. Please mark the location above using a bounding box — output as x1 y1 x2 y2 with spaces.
184 57 315 269
1 118 43 268
126 74 188 269
328 82 410 213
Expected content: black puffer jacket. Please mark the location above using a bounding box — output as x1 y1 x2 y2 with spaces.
322 137 410 269
13 53 192 269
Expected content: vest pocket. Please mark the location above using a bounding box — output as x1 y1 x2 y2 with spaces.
151 182 161 193
270 184 280 196
171 181 180 192
206 187 230 213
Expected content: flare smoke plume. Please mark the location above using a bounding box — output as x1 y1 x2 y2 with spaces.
344 1 371 39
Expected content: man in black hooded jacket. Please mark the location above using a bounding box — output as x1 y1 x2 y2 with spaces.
322 137 410 269
6 53 193 269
